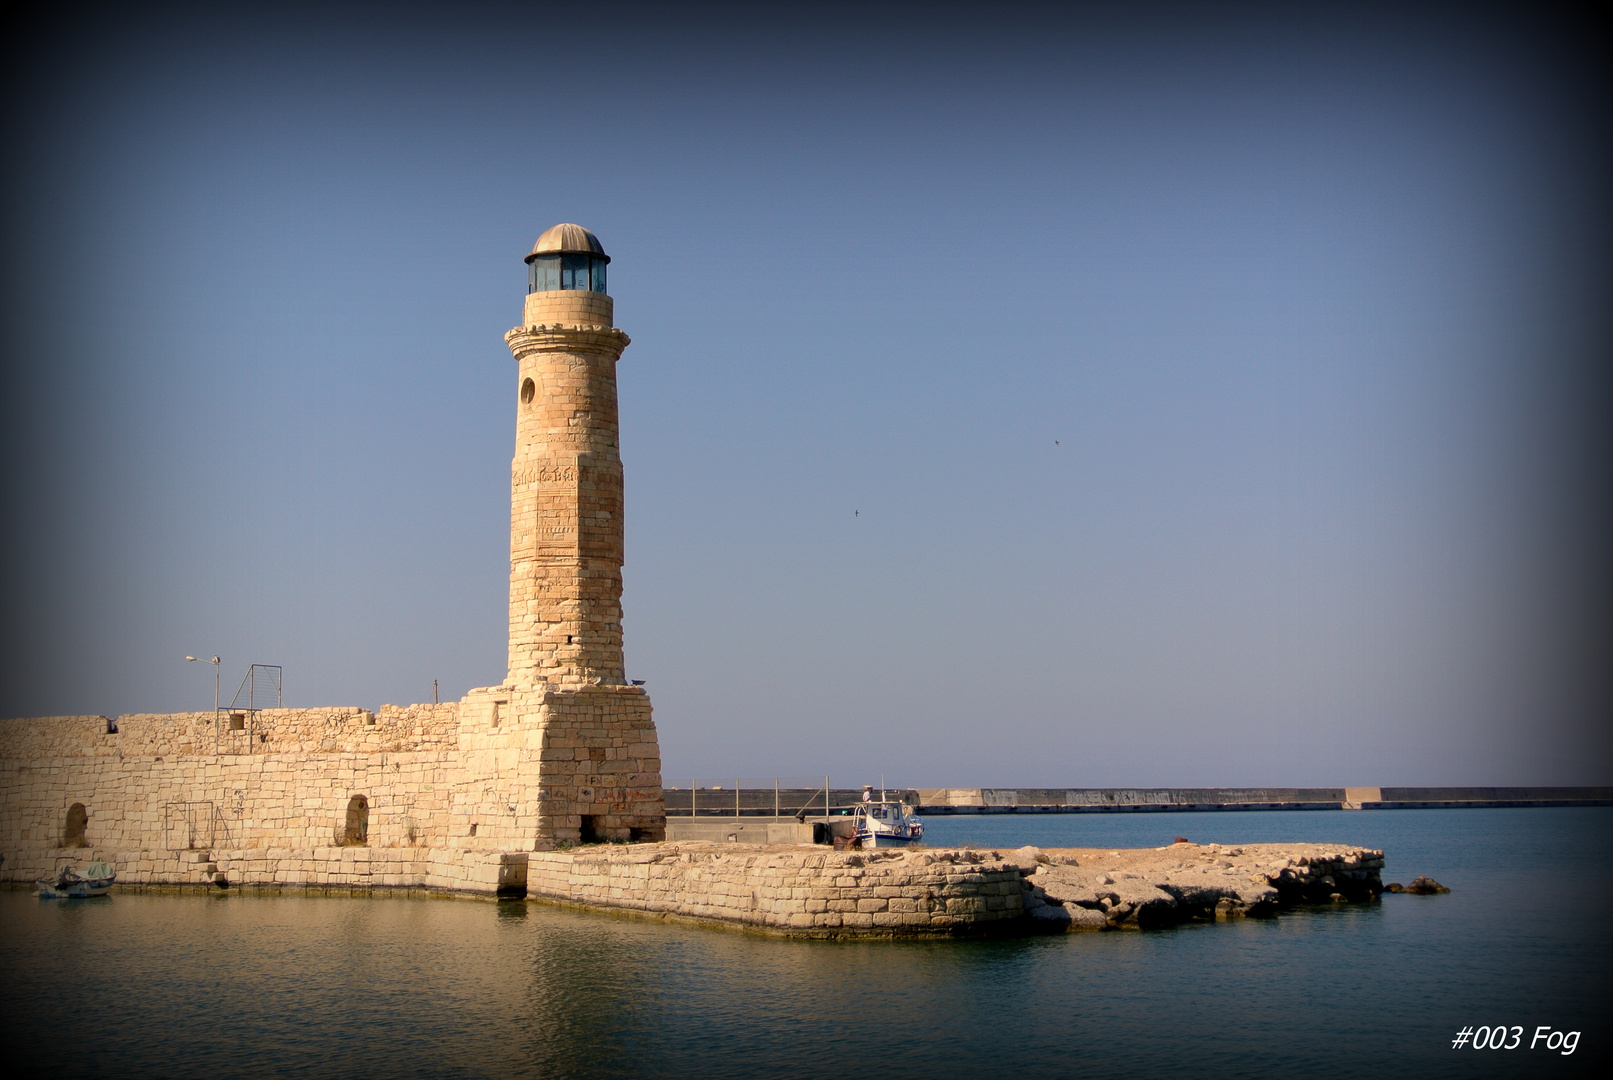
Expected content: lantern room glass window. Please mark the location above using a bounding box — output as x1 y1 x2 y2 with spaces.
527 253 608 294
561 254 589 289
529 256 560 292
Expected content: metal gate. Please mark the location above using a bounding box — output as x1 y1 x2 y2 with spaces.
164 801 222 850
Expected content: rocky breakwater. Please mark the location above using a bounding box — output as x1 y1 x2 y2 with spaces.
1018 841 1385 930
520 840 1384 938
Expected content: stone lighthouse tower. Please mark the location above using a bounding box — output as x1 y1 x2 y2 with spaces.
459 224 664 849
505 223 630 688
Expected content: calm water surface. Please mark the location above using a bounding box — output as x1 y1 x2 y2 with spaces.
2 808 1608 1078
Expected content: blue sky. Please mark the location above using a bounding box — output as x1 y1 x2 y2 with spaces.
2 2 1608 787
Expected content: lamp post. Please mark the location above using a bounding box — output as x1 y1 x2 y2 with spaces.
186 655 220 713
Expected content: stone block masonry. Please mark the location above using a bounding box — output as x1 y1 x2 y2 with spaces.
524 843 1030 937
0 708 1386 942
0 225 1402 940
497 227 665 843
0 224 667 885
0 686 662 889
517 840 1386 938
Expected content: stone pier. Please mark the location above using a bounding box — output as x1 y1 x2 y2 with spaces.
511 839 1386 938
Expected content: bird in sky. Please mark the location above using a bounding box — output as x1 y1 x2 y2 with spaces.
855 510 859 517
1055 440 1060 445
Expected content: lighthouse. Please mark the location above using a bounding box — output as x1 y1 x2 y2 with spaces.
505 223 631 689
456 223 664 847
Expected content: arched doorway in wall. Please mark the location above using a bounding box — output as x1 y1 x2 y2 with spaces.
63 803 88 848
344 795 369 846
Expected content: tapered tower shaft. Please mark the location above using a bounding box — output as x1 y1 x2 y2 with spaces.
504 224 630 688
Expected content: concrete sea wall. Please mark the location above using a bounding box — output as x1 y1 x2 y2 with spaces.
912 787 1612 812
665 786 1612 819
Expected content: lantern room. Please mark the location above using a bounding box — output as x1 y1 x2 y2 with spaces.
525 222 609 294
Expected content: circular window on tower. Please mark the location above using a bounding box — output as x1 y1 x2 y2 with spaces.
521 378 536 405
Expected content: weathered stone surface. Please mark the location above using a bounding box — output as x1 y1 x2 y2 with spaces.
1019 841 1381 930
0 238 1390 943
0 228 665 881
522 843 1025 937
1008 845 1044 872
513 840 1383 937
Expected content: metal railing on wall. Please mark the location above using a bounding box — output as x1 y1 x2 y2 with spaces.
213 664 283 755
164 801 228 850
662 778 923 820
230 664 282 711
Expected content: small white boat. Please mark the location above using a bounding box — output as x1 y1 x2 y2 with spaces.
852 801 924 847
36 860 115 898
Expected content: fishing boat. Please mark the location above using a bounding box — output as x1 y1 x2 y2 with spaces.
852 800 924 847
36 861 116 898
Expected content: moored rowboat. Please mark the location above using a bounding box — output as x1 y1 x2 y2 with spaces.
36 860 116 898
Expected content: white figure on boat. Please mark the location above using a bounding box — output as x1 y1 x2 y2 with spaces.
36 860 116 898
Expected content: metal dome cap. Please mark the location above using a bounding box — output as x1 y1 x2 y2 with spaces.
526 223 609 263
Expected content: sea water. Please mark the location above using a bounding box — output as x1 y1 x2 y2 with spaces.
1 808 1607 1078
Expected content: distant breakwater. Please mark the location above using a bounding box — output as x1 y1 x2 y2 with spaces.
662 786 1613 816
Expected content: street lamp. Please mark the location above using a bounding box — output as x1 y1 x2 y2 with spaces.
186 655 220 713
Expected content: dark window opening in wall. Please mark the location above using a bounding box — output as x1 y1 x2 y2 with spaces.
63 803 88 848
579 815 600 843
628 827 645 842
104 717 118 734
344 795 369 846
230 713 245 730
521 377 535 405
491 702 501 726
365 714 376 726
469 822 478 837
566 635 573 645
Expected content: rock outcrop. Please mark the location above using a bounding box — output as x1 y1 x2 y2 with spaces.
1385 875 1449 894
1014 841 1384 931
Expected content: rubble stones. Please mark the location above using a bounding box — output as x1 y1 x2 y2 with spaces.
1022 842 1384 930
1385 876 1449 894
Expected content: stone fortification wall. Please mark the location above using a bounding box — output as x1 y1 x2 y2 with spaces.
0 740 459 887
0 704 460 760
525 842 1028 936
0 705 466 877
1 692 664 888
